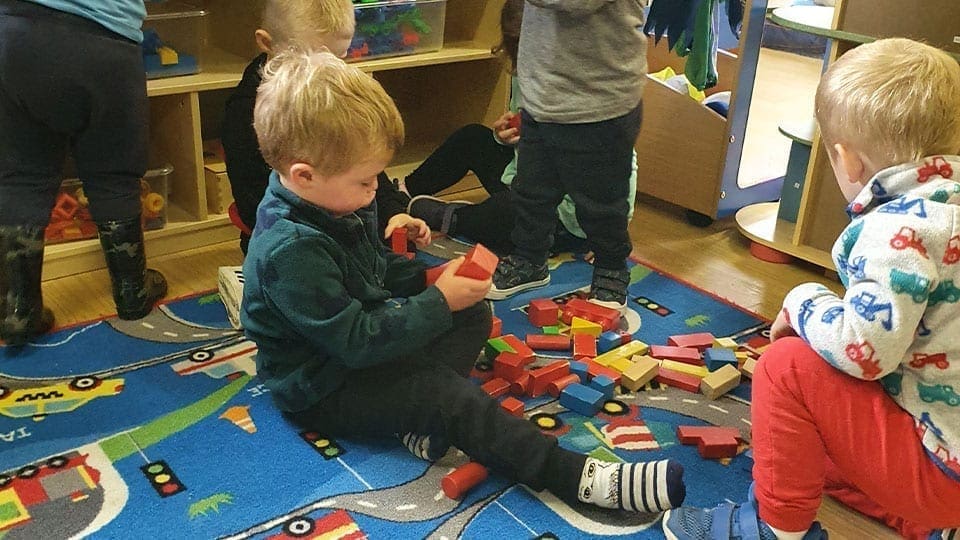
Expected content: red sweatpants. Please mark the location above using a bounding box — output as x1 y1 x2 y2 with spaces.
751 337 960 539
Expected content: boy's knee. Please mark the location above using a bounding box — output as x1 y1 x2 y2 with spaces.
757 336 828 382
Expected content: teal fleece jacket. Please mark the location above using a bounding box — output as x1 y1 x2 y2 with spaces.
241 172 454 412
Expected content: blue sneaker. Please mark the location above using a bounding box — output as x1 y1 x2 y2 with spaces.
662 484 828 540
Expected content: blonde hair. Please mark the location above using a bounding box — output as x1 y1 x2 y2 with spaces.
254 49 404 175
262 0 354 48
815 38 960 167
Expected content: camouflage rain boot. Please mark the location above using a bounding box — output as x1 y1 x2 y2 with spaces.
97 217 168 320
0 226 55 346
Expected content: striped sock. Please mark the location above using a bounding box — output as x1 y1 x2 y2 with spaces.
577 458 685 512
398 432 449 462
940 529 958 540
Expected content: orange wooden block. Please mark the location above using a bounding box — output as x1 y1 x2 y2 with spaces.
526 334 571 351
493 352 526 381
655 367 701 393
649 345 703 365
677 426 742 459
528 361 570 397
510 373 532 396
481 378 511 398
667 332 716 351
547 374 581 397
500 334 535 363
391 227 407 255
584 359 621 385
573 333 597 360
500 396 525 417
442 462 489 499
489 316 502 338
527 298 560 327
456 243 499 280
425 261 451 286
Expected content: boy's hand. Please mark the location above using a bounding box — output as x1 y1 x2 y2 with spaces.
769 308 798 342
434 257 492 312
385 213 431 248
492 112 520 145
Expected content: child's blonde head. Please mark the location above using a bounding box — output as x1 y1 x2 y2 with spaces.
254 49 404 176
815 38 960 167
261 0 354 50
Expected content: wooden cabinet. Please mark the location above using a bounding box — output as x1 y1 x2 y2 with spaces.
735 0 960 271
44 0 509 280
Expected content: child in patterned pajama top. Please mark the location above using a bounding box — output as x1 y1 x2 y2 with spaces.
664 38 960 540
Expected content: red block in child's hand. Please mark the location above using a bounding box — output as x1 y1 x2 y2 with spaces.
391 227 407 255
455 244 499 281
507 113 521 131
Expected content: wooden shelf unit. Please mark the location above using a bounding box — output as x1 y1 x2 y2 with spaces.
44 0 510 280
736 0 960 271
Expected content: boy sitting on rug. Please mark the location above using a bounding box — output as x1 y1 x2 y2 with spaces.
241 48 687 513
664 38 960 540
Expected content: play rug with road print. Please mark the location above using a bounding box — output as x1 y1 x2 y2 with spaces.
0 239 769 539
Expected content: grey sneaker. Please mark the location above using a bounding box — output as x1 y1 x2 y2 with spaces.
588 267 630 313
487 254 550 300
406 195 471 235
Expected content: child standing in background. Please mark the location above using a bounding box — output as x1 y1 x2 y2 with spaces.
664 38 960 540
487 0 646 311
221 0 411 254
242 49 686 515
405 0 639 256
0 0 167 346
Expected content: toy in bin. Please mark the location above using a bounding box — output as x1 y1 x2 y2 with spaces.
45 166 170 244
142 28 199 79
348 0 440 60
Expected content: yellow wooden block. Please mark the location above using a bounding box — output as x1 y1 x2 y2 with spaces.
592 340 649 366
735 351 750 360
714 337 738 350
158 46 179 65
741 357 757 379
609 356 634 374
700 364 741 400
660 359 709 378
621 355 660 391
570 317 602 337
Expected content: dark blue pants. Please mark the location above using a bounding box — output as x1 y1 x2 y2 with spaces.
0 0 147 226
512 105 642 270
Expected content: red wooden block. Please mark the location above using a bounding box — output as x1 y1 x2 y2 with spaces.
649 345 703 365
527 298 560 327
617 330 633 346
528 361 571 397
489 316 502 338
469 367 493 383
526 334 571 351
425 261 451 286
655 367 702 393
510 373 532 396
500 334 535 363
560 298 620 332
493 352 526 381
456 243 499 281
507 112 521 131
676 426 742 459
500 396 525 417
584 359 621 385
481 378 511 398
442 462 488 499
391 227 407 255
667 332 716 351
547 373 581 397
572 333 597 359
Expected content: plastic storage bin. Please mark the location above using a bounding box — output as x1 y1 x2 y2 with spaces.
142 2 208 79
45 165 172 245
348 0 446 61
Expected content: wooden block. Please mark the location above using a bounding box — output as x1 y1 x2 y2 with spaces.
500 334 535 363
527 298 560 327
584 359 621 385
481 378 511 398
608 356 634 374
660 359 709 378
469 367 493 383
484 337 514 360
570 317 603 337
676 426 742 459
668 332 716 351
621 355 659 391
489 316 502 338
589 374 615 400
560 298 620 331
700 364 741 400
741 357 757 378
735 351 750 361
493 352 526 381
655 367 702 393
547 373 581 397
569 360 589 382
456 243 498 281
572 333 597 360
592 340 649 366
676 425 742 445
391 227 407 255
525 334 571 351
542 325 560 335
442 462 488 499
158 45 179 65
559 383 604 417
598 331 622 353
713 337 739 350
649 345 702 365
425 261 451 287
528 361 570 397
510 373 532 396
203 158 233 214
704 347 739 372
500 396 525 417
